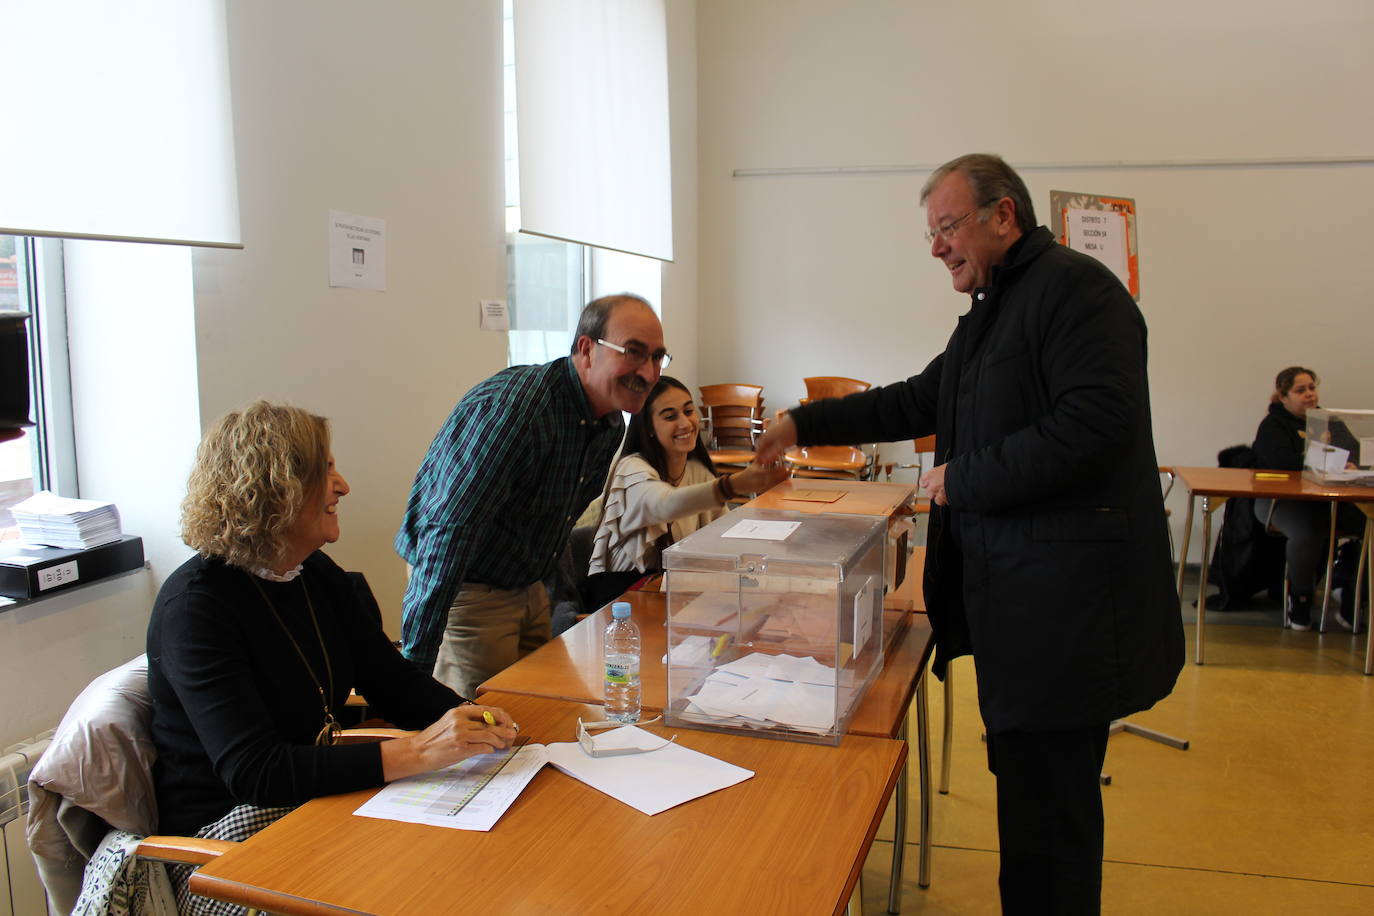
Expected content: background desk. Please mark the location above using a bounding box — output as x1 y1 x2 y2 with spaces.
1174 466 1373 666
190 693 905 916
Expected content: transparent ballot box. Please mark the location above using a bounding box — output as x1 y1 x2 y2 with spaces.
662 508 887 745
1303 408 1374 486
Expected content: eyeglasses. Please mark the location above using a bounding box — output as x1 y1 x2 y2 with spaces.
923 203 993 244
576 716 676 757
597 338 672 370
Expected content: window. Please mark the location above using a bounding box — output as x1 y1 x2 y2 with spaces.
0 235 75 539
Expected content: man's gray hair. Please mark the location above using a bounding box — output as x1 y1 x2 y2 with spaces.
921 153 1037 235
570 293 652 354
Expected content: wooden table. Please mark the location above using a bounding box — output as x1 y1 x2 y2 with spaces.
189 693 906 916
746 478 918 517
479 590 937 906
1174 466 1374 666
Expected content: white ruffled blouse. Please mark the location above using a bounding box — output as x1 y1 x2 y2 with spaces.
588 455 725 575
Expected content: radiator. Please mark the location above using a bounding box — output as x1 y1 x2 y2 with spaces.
0 733 54 916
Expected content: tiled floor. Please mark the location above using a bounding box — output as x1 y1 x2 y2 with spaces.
860 612 1374 914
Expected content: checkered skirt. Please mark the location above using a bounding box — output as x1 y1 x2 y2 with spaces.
170 804 294 916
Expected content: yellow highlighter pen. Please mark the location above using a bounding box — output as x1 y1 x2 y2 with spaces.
481 708 519 732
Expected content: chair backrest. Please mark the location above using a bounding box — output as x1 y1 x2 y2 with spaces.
698 384 765 452
803 376 871 401
26 655 158 915
699 383 763 408
784 444 874 480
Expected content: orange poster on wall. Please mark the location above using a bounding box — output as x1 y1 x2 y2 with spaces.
1049 191 1140 301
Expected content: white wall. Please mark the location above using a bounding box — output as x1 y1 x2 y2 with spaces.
189 1 510 629
696 0 1374 561
0 571 153 746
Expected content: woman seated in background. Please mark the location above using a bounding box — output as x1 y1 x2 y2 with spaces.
147 402 516 913
1251 366 1363 630
584 376 788 610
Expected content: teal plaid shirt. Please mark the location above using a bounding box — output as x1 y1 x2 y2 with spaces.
395 358 623 668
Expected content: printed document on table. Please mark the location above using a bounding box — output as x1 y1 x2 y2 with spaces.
354 744 547 831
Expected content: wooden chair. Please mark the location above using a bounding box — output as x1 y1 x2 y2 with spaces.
790 377 878 479
783 444 874 480
699 383 765 470
803 376 871 401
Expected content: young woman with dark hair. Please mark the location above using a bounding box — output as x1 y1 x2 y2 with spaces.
583 376 786 610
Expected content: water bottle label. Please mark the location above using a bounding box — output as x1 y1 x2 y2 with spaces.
605 662 635 684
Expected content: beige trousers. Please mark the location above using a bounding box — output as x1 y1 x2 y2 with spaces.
431 581 550 699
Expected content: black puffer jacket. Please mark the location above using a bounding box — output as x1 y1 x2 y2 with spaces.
793 227 1184 733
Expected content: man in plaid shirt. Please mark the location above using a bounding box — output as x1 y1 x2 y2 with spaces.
396 294 667 697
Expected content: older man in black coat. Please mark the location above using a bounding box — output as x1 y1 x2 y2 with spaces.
757 154 1184 914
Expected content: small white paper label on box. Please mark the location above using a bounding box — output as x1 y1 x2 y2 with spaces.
852 577 873 655
38 561 79 592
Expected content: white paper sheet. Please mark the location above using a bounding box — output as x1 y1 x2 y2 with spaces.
544 730 754 816
720 519 801 541
328 209 387 291
479 298 509 330
663 634 715 667
1306 441 1350 474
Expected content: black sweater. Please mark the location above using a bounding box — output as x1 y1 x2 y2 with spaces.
147 551 461 835
1252 401 1360 471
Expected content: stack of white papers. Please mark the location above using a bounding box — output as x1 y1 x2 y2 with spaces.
681 652 849 734
10 491 123 549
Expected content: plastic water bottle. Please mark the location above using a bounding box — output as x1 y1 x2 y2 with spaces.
604 601 641 723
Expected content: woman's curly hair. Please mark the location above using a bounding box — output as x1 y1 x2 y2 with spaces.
181 401 330 571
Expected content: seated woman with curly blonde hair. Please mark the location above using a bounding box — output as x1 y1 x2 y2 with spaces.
148 402 516 913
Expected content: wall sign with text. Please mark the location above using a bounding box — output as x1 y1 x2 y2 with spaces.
1049 191 1139 301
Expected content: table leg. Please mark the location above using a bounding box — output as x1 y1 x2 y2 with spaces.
939 666 953 795
1354 521 1367 637
1364 513 1374 676
887 717 908 913
1319 501 1338 632
1195 495 1225 665
1177 492 1196 604
916 670 932 891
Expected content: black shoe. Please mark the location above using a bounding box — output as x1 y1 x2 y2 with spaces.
1288 595 1312 631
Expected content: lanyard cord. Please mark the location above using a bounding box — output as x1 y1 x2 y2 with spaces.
249 573 340 746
